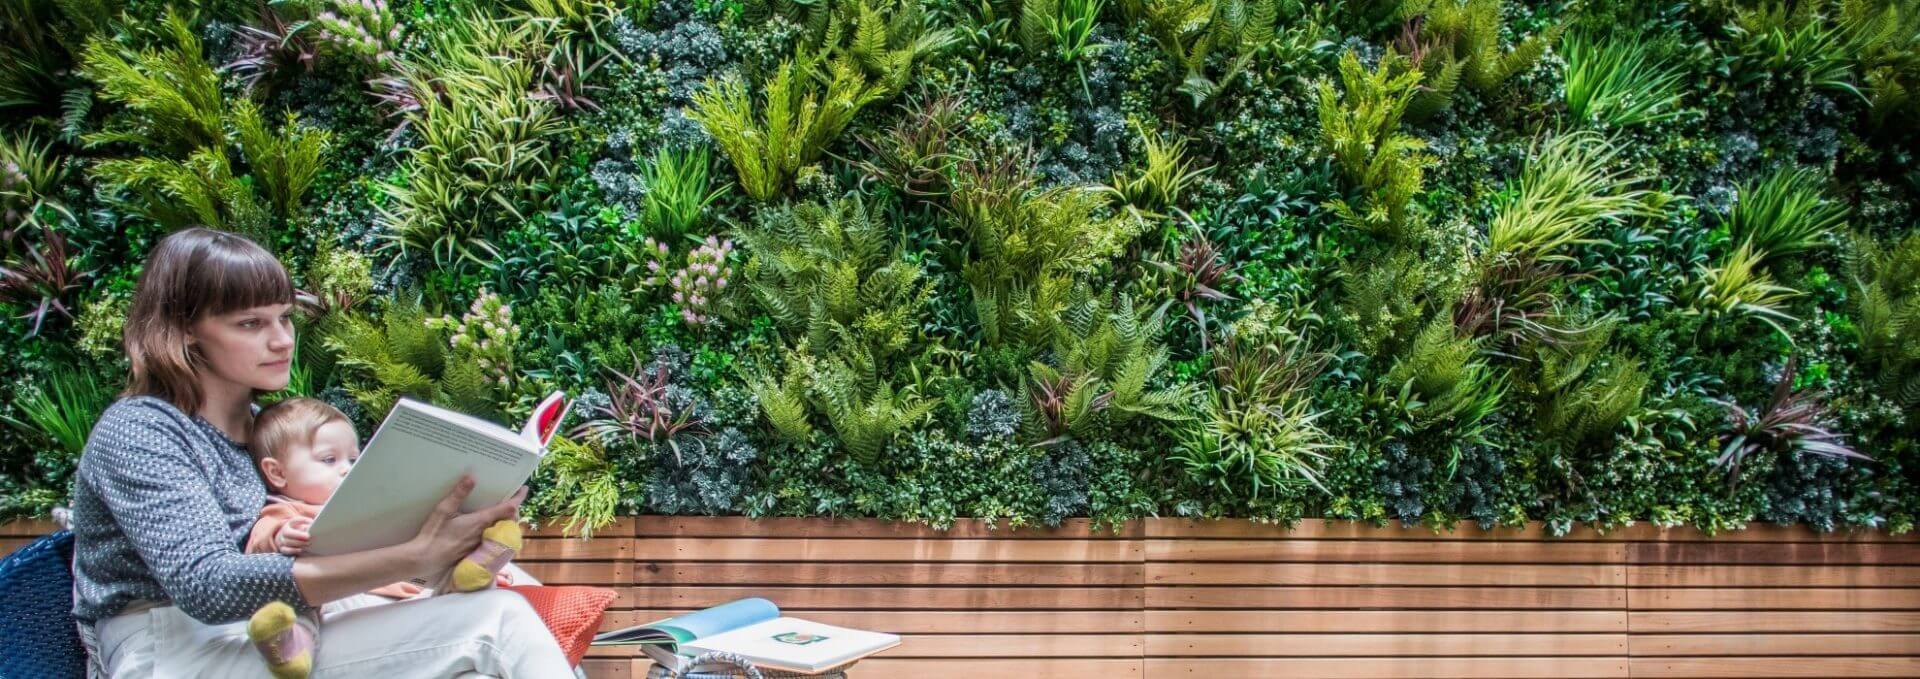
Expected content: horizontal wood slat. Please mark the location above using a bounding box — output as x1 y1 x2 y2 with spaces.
1143 657 1632 677
634 537 1143 562
1148 633 1630 656
5 516 1914 677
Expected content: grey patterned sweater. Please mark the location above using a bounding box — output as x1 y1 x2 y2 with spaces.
70 395 314 625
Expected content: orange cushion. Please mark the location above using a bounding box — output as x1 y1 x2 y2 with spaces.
503 584 618 666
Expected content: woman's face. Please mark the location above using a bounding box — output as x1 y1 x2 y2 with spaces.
188 303 296 395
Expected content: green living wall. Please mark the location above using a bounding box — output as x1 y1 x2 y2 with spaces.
1 0 1916 536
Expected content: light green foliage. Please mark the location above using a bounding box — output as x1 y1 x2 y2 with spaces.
1023 289 1195 443
1487 131 1655 264
1530 323 1649 445
689 53 885 202
1105 120 1212 217
381 13 563 266
81 13 329 237
0 133 67 222
234 101 329 218
1119 0 1285 106
1842 0 1920 128
1729 166 1850 262
1021 0 1106 96
1341 249 1437 353
1395 0 1560 118
823 0 959 96
1384 314 1506 435
950 160 1144 351
1725 0 1865 97
513 0 621 52
1847 231 1920 405
1688 241 1802 338
533 435 625 537
323 294 509 421
74 292 128 359
738 197 933 373
739 197 939 463
1561 32 1688 128
78 12 223 155
1319 50 1431 243
1173 332 1335 499
639 146 726 238
2 365 111 458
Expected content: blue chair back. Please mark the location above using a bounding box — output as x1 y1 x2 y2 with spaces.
0 530 86 679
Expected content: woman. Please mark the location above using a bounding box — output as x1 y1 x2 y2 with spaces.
68 228 574 678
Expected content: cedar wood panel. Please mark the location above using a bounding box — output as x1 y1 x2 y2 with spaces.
6 517 1917 677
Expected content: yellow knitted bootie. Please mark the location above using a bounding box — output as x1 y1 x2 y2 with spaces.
248 601 315 679
450 519 523 592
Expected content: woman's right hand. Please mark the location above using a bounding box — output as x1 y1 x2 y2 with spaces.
408 474 527 572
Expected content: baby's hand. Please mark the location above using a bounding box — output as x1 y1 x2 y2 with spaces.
395 582 425 598
276 517 312 556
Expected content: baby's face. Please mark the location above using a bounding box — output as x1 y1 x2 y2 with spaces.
270 421 360 505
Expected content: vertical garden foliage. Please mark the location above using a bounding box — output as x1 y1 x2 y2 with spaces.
0 0 1915 533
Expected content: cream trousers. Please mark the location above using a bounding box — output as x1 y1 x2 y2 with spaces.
90 587 576 679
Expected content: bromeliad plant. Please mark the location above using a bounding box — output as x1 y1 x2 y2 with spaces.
1155 221 1240 349
1020 0 1107 99
579 351 708 460
0 223 86 337
1712 357 1870 490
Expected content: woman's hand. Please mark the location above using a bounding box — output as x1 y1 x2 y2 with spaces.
407 474 527 573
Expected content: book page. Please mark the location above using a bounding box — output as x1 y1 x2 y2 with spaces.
303 399 540 557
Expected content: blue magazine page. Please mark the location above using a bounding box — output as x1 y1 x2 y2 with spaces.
593 597 782 648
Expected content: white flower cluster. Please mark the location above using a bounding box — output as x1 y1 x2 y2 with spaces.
430 289 521 386
313 0 404 68
641 235 735 330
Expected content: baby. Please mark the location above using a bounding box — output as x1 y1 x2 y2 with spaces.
242 398 527 679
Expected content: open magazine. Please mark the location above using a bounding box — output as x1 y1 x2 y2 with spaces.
302 391 572 588
594 598 900 674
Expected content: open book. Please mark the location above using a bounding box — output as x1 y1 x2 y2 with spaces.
303 392 572 571
594 598 900 674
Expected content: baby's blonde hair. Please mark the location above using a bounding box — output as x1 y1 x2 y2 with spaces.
250 397 352 464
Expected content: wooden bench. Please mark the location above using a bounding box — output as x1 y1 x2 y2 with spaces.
9 517 1918 677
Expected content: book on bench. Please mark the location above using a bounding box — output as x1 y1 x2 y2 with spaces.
301 392 572 584
594 597 900 674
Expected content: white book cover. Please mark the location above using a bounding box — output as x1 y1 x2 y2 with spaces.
683 618 900 674
302 392 571 561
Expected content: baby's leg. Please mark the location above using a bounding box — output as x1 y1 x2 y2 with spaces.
248 601 318 679
450 519 523 592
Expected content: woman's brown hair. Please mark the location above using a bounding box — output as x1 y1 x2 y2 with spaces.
123 227 294 415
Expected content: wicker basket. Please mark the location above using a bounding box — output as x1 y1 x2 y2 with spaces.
644 651 851 679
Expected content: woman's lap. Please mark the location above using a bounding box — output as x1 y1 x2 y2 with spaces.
94 589 572 679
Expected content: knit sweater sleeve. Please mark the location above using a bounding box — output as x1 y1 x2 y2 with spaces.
80 403 313 624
